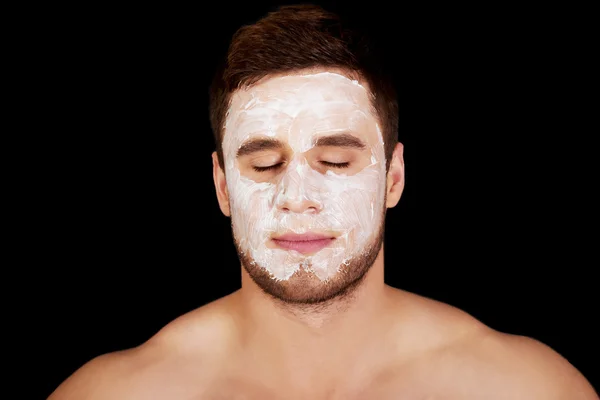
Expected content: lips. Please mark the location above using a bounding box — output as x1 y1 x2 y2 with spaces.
271 232 336 255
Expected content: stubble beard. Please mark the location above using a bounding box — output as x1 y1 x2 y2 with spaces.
232 210 386 308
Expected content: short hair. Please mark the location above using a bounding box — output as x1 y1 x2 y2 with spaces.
209 4 398 171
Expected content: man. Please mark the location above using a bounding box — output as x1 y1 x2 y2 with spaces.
49 4 597 399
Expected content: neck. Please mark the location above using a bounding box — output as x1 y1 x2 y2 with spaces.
234 246 393 386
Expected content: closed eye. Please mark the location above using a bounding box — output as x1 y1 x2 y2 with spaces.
252 161 350 173
252 163 284 172
320 161 350 168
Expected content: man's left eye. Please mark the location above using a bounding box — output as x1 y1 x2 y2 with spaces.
320 161 350 168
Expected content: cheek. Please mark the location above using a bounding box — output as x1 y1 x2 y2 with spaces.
322 179 382 229
227 173 277 233
316 163 385 222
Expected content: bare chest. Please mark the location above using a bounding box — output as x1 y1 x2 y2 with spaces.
195 365 508 400
197 372 469 400
136 355 503 399
199 379 403 400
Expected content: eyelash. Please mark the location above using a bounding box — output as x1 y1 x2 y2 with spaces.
252 161 350 172
322 161 350 169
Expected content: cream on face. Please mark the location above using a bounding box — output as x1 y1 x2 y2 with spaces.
223 72 387 281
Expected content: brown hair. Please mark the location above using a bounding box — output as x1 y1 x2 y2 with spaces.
209 4 398 171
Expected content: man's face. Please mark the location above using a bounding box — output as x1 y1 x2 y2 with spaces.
222 71 388 303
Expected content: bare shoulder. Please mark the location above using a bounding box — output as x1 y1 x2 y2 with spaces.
393 289 597 399
47 346 150 400
48 292 241 400
458 330 598 399
384 288 597 399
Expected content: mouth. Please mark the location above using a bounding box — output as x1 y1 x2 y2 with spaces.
271 232 336 255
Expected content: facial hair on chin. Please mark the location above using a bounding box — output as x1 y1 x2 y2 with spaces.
232 208 386 306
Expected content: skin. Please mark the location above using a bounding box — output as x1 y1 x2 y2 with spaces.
223 70 389 303
48 68 598 399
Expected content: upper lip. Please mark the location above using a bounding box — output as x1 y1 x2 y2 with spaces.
272 232 336 242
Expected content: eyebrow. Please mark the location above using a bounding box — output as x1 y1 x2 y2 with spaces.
236 137 284 157
313 133 366 149
236 132 366 158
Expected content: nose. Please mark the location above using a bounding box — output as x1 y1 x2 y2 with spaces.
275 163 323 214
278 194 322 214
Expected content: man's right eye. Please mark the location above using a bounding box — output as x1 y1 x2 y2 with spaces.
252 163 283 172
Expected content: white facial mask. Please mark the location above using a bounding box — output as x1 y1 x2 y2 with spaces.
223 72 387 281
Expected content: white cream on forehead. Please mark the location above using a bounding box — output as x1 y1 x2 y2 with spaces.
222 72 387 281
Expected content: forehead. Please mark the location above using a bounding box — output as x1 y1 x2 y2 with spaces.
223 72 382 153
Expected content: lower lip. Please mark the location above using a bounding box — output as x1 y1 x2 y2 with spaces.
272 238 335 254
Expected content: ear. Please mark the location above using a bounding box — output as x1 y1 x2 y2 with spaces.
212 151 231 217
386 142 405 208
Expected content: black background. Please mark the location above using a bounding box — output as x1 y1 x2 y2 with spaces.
29 1 596 398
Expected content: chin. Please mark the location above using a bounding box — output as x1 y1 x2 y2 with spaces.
235 227 384 305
